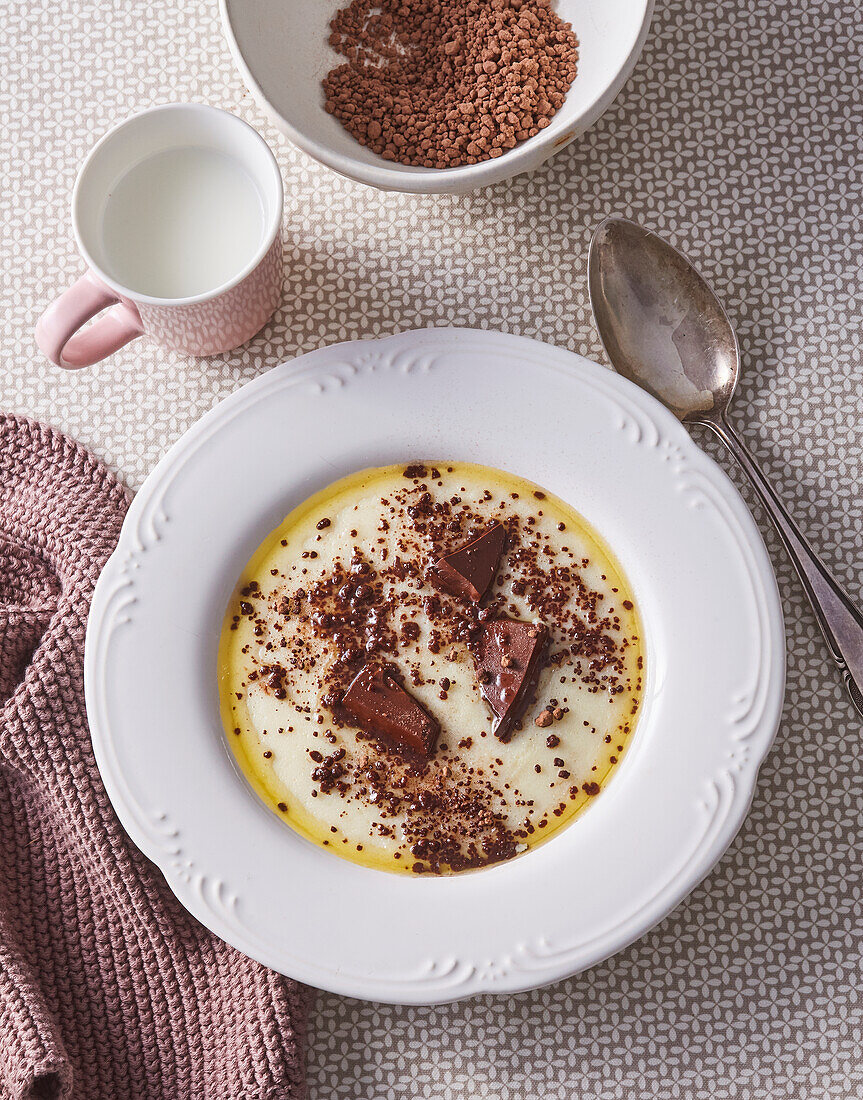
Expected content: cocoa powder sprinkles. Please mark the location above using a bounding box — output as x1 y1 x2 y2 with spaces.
322 0 579 168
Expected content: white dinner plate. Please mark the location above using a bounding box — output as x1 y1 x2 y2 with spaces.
85 328 785 1004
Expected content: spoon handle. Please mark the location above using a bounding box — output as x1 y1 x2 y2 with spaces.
702 415 863 717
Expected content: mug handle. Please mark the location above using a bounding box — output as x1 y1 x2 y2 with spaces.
36 270 144 369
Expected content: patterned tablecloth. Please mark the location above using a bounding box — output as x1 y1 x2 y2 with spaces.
2 0 861 1096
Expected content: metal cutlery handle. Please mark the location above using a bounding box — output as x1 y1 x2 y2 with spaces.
703 414 863 718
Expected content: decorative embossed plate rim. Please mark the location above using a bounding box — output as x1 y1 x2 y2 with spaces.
85 328 785 1004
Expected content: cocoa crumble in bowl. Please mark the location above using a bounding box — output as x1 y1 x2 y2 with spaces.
220 0 655 192
323 0 580 170
219 461 644 875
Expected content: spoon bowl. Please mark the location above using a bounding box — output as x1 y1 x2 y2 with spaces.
588 217 739 422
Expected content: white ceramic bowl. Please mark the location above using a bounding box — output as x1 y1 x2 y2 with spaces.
220 0 654 194
85 329 785 1004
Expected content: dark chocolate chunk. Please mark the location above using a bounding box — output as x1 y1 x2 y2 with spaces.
430 523 507 603
473 618 549 742
342 663 439 756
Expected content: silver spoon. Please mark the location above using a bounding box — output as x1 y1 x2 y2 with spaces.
588 216 863 717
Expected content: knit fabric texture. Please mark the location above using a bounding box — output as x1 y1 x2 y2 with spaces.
0 414 309 1100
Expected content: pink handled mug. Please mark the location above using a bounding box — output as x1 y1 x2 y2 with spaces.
36 104 284 369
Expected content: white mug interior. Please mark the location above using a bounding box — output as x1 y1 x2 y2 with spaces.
72 103 284 306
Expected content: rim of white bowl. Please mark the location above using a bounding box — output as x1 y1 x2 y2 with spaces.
219 0 655 193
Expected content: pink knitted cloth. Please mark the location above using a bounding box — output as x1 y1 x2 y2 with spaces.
0 415 309 1100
